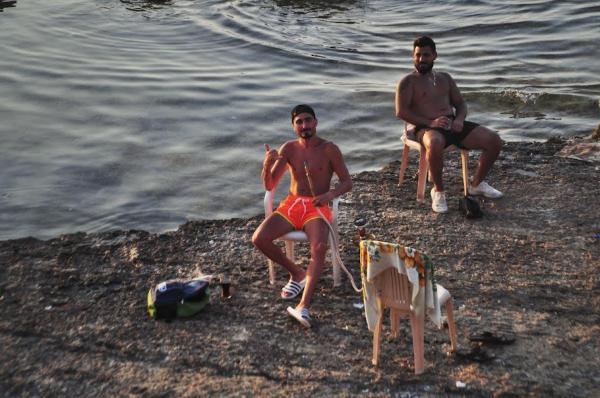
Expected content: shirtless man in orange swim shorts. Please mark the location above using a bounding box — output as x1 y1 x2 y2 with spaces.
252 104 352 327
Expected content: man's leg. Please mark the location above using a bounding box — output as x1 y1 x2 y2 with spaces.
418 129 447 192
460 126 502 186
252 214 305 282
295 218 329 310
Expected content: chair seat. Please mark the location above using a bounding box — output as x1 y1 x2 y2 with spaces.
279 230 308 242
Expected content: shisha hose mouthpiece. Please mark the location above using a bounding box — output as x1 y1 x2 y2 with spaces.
303 160 316 197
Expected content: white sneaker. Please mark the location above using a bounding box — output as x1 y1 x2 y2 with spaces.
430 188 448 213
468 181 503 198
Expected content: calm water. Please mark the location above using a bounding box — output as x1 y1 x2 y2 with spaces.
1 0 598 240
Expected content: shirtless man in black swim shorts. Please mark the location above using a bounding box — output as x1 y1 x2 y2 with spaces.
395 36 503 213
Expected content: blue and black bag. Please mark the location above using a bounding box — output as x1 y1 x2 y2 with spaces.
147 277 210 320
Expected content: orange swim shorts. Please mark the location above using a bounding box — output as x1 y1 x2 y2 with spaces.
274 194 332 230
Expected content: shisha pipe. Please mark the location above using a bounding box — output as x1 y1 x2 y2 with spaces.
303 161 317 200
354 217 368 240
303 161 362 292
354 217 375 241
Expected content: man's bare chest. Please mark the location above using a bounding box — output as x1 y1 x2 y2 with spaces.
413 81 448 102
288 149 331 174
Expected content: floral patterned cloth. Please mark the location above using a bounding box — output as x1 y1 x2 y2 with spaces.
359 239 441 331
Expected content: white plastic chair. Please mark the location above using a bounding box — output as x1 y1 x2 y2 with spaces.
372 269 458 374
263 190 341 287
398 124 470 201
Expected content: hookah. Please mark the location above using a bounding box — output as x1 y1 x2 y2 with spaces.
303 161 362 292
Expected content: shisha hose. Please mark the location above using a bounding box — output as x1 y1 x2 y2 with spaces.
303 161 362 292
303 161 317 200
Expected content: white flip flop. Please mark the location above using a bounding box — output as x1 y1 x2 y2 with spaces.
280 278 306 300
287 306 311 328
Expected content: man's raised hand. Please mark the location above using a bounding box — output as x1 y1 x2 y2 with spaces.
264 144 282 165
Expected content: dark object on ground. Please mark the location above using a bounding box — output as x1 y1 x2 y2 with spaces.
147 278 210 320
469 331 516 346
455 346 496 363
458 195 483 218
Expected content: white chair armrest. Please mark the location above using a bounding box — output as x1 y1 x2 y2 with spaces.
402 123 419 145
436 284 451 306
331 196 339 220
264 190 275 217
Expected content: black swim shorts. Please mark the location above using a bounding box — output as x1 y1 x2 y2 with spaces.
415 120 480 148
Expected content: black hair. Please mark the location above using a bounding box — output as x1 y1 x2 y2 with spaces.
291 104 316 122
413 36 436 53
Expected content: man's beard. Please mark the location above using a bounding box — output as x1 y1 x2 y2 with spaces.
300 129 314 139
415 61 434 74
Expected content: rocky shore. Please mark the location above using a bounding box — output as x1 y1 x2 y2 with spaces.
1 137 598 397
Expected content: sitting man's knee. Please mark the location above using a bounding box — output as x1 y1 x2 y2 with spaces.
252 229 267 249
423 135 445 153
484 130 503 153
312 241 329 256
492 133 503 150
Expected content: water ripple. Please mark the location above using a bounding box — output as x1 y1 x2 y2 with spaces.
1 0 599 239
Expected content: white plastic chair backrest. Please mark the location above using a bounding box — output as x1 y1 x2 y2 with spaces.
374 268 412 311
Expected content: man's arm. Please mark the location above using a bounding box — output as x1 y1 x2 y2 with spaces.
262 143 288 191
313 143 352 207
447 73 467 131
395 76 431 127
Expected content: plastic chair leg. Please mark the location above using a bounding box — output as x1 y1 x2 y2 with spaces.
410 311 425 375
460 149 470 196
268 241 295 285
445 298 458 352
372 301 384 366
330 235 342 287
398 144 410 186
284 241 295 261
416 146 429 202
268 259 276 285
390 309 401 338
